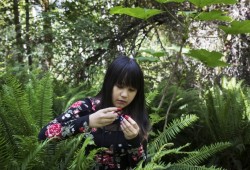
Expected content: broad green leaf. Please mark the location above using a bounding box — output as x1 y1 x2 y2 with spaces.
139 49 166 57
186 49 229 67
155 0 185 3
178 11 197 17
0 19 5 26
219 20 250 34
136 56 160 62
197 10 232 21
166 45 190 53
110 6 164 20
189 0 237 8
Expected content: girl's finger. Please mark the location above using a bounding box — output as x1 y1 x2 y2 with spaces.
103 107 120 113
121 119 134 133
124 116 139 130
120 122 131 134
104 112 118 119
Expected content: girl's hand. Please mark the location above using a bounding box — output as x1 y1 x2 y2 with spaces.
89 107 119 128
120 115 140 140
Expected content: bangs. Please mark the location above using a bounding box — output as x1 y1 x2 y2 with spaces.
115 62 143 90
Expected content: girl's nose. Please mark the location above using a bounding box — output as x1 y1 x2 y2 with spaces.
120 89 128 98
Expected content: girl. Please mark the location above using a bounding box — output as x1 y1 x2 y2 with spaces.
38 55 150 169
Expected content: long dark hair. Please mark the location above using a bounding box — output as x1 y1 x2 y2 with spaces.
95 55 150 139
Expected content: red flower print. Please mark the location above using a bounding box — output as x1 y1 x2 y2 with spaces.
71 101 82 108
73 109 80 114
138 145 143 156
79 127 85 132
45 123 62 138
91 99 100 111
91 102 96 111
132 155 138 161
91 128 97 132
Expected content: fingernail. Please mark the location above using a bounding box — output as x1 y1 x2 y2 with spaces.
117 108 122 111
124 115 129 120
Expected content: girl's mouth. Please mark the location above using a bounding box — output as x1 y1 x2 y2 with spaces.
117 100 126 104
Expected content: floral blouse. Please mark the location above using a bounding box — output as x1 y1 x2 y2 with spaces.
38 98 147 170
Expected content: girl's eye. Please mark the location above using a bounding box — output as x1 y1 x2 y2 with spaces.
116 84 124 88
129 87 136 92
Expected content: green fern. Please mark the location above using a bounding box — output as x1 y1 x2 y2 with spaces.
149 114 198 153
151 143 191 163
20 138 50 170
165 164 225 170
1 75 35 135
201 77 250 146
0 115 15 168
0 74 55 169
135 161 167 170
68 134 100 170
27 73 53 129
178 142 232 165
62 82 100 110
138 114 231 170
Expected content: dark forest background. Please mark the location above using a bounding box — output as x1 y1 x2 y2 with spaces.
1 0 250 169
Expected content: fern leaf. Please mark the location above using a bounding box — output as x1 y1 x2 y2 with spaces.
20 139 50 170
0 118 14 168
68 134 97 170
0 98 19 166
2 75 35 135
178 142 231 165
27 74 53 129
166 163 225 170
135 161 168 170
149 114 198 153
151 143 191 163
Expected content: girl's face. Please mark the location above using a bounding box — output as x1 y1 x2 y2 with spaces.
112 84 137 108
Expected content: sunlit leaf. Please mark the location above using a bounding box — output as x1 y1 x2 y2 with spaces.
136 56 160 62
155 0 185 3
165 45 190 53
186 49 229 67
189 0 237 8
219 20 250 34
139 49 166 57
197 10 232 21
110 6 164 20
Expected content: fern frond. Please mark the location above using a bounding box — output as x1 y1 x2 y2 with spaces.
64 84 97 110
151 143 191 163
0 101 18 167
65 134 93 165
68 134 97 170
20 138 50 170
202 77 250 143
178 142 231 165
135 160 168 170
149 114 198 153
26 74 53 129
166 163 225 170
146 88 159 107
2 75 35 135
0 117 14 168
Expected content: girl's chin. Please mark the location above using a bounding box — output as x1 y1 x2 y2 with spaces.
113 102 128 108
114 104 125 108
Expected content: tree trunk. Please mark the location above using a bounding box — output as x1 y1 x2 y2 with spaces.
25 0 32 68
13 0 24 63
42 0 53 71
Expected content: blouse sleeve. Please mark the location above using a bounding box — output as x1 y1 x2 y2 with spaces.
126 135 148 168
38 98 95 141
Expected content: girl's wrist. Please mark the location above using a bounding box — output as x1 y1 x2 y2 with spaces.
126 134 141 147
88 114 95 128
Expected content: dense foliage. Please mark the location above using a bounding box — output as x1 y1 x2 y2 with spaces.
1 0 250 169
